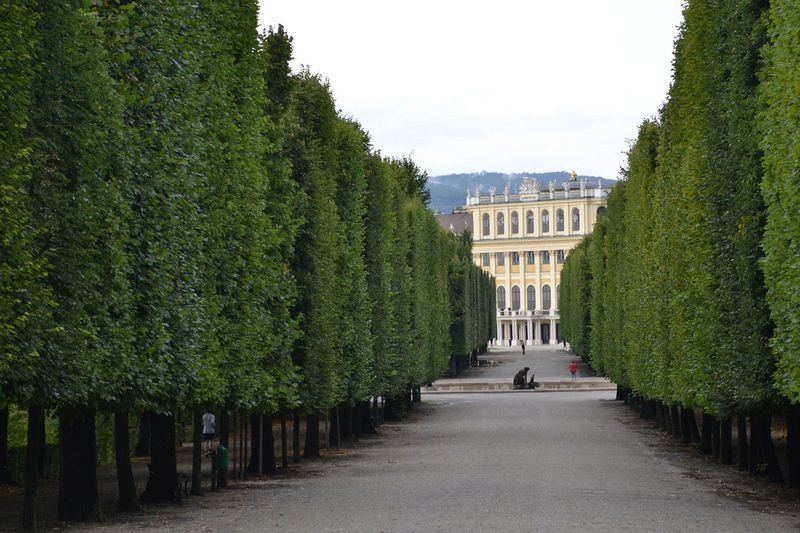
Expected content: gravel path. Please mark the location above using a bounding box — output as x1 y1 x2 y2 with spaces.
81 390 800 532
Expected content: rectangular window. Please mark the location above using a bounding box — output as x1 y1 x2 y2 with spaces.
526 251 535 265
511 252 520 266
496 252 505 266
541 250 550 264
481 253 490 267
556 250 565 264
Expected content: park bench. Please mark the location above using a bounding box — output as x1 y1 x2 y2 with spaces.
146 464 190 503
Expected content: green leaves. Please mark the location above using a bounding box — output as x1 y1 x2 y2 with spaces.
562 0 782 416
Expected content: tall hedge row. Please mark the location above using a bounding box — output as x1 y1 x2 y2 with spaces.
561 0 800 485
0 2 495 527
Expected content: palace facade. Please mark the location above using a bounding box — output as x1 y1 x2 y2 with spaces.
463 175 609 345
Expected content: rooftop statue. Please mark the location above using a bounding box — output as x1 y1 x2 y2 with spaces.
519 178 539 194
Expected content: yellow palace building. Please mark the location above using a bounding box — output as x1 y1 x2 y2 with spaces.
463 173 609 345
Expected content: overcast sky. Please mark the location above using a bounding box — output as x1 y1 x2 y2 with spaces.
258 1 684 180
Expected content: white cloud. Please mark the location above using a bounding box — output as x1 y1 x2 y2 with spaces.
258 0 683 179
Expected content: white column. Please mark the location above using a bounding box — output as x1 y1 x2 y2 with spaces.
527 318 533 345
550 319 557 344
497 319 503 344
512 319 518 345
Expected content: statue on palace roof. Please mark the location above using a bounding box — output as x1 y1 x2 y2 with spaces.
519 177 539 194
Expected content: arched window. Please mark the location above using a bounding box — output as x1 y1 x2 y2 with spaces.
556 209 564 231
511 211 519 234
497 286 506 310
497 212 505 235
541 210 550 233
511 286 521 310
527 285 536 310
597 206 607 217
482 213 490 236
526 210 534 233
542 285 552 310
571 208 580 231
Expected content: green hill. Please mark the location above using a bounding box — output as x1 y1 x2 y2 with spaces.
428 171 606 213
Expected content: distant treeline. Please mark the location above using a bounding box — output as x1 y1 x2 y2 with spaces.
561 1 800 484
0 2 495 529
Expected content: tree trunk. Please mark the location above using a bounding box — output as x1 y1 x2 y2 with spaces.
0 406 10 484
679 408 692 444
217 410 229 488
304 413 320 458
114 411 138 511
358 400 376 434
57 411 99 521
711 417 721 460
749 416 762 476
292 412 300 462
280 412 288 469
720 418 733 465
134 413 150 456
615 385 626 401
242 413 248 479
22 406 42 533
191 409 202 495
785 408 800 489
36 413 45 477
262 415 277 474
685 408 701 445
737 416 748 471
248 413 260 474
329 407 340 449
340 405 353 442
140 413 178 503
670 405 681 438
658 403 669 432
700 412 713 454
757 416 784 483
373 396 381 427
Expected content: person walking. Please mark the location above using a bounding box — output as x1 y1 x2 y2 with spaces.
521 341 526 355
202 412 216 453
568 361 578 381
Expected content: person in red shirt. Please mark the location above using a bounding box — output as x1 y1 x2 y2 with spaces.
568 361 578 381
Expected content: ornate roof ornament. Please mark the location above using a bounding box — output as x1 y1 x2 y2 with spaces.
488 185 496 195
570 170 578 181
519 177 539 194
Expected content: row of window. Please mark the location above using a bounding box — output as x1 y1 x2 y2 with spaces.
497 284 559 311
482 208 581 236
481 250 565 267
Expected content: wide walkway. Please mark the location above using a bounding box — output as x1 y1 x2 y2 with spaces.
424 344 614 392
84 390 798 532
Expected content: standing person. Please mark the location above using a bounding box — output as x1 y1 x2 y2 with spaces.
568 361 578 381
521 341 526 355
202 412 216 452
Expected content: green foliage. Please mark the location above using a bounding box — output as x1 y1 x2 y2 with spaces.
560 237 591 362
332 119 374 404
759 0 800 403
0 0 52 405
0 1 495 463
26 0 134 410
561 0 777 418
